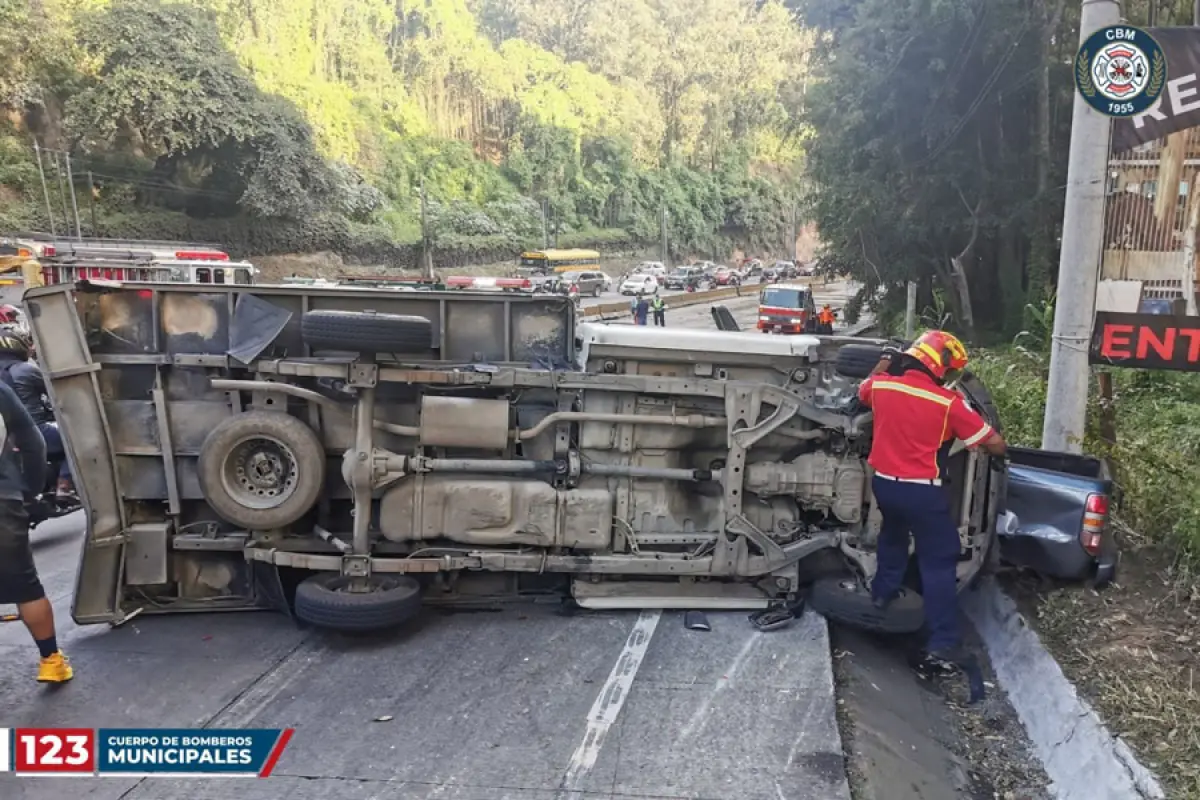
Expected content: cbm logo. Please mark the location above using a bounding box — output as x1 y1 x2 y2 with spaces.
1076 25 1166 117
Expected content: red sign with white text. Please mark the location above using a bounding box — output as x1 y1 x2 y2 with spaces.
13 728 96 774
1089 312 1200 372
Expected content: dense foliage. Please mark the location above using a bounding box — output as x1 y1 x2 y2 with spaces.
1 0 811 262
798 0 1197 340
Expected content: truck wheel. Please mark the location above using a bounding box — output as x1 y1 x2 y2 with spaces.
198 412 326 530
834 343 885 379
294 573 422 632
807 576 925 634
302 310 432 354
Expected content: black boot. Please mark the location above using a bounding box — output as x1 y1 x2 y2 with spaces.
912 645 987 704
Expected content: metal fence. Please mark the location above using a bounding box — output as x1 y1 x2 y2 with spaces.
1103 128 1200 311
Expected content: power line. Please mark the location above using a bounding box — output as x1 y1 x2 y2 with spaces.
34 146 243 201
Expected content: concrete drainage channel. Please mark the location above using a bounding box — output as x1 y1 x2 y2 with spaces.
962 580 1165 800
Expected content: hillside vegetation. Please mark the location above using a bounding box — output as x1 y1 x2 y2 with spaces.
798 0 1195 339
1 0 810 266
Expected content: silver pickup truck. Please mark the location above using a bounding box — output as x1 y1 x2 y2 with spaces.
25 281 1110 633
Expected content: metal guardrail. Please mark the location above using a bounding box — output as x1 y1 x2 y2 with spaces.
581 285 746 317
580 277 833 319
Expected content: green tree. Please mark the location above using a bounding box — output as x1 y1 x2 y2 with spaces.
67 0 334 218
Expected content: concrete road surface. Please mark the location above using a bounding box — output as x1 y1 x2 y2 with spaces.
0 285 860 800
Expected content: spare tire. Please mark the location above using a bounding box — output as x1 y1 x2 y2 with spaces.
198 411 326 530
302 310 433 354
294 573 423 632
808 576 925 634
834 343 885 379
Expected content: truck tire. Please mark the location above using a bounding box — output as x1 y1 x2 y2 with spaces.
834 343 885 379
197 412 326 530
808 576 925 634
302 310 433 354
294 574 423 632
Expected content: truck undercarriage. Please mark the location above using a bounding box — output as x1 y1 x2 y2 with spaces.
26 282 1005 632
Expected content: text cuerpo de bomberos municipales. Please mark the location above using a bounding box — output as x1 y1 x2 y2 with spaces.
104 733 256 765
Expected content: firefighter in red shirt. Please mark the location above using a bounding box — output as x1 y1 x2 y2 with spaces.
857 330 1007 669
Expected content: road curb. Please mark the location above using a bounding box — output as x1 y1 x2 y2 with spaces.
962 577 1165 800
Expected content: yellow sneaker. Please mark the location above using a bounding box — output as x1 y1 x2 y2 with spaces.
37 651 74 683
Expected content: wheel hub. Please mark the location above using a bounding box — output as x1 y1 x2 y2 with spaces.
224 436 300 509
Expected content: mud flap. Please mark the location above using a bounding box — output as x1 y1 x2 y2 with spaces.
250 561 294 621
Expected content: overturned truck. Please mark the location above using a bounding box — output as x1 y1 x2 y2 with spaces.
29 282 1008 632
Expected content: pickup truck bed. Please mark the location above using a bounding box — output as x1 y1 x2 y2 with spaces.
1003 446 1117 585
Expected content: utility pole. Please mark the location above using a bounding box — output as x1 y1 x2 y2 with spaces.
86 171 98 233
791 204 799 263
541 198 550 250
1190 1 1200 315
31 141 56 236
54 153 71 235
64 153 82 240
419 175 433 279
1041 0 1121 453
660 205 669 269
905 281 917 339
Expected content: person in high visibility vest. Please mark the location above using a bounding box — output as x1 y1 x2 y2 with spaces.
817 304 836 334
651 295 666 326
856 330 1007 673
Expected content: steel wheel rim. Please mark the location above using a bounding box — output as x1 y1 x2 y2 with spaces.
221 434 300 510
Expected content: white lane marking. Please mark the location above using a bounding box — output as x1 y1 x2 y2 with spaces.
678 631 760 741
557 610 661 799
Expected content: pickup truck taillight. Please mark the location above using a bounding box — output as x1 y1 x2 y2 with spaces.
1080 493 1109 556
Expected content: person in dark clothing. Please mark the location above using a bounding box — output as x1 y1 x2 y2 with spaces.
0 330 73 498
0 378 72 682
634 294 650 326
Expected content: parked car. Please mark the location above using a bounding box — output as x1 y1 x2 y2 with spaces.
773 260 798 280
560 270 608 297
620 273 660 296
632 262 668 284
740 263 764 283
665 266 706 291
522 274 561 293
712 266 741 286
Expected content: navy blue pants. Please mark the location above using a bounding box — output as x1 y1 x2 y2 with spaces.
38 422 71 481
869 476 962 652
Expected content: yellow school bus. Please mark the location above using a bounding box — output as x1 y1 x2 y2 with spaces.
518 248 601 273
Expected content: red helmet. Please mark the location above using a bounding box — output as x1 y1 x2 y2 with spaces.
0 305 19 324
905 330 969 382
